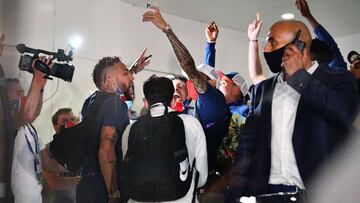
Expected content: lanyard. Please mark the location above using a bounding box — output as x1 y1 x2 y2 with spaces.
24 124 39 155
23 124 43 184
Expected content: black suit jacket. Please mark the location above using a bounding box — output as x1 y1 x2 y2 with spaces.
228 64 358 200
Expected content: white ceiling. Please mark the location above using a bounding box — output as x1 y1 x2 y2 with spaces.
121 0 360 38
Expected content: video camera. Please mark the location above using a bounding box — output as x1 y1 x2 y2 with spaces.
16 44 75 82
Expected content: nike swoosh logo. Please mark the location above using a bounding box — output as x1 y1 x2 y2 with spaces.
179 158 189 181
180 168 188 181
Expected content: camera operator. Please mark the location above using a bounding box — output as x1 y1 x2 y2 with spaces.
6 56 67 203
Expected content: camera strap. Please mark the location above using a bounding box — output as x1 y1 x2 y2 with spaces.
24 124 43 184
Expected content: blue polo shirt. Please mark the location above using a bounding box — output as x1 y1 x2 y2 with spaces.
196 82 230 172
182 99 195 116
228 101 249 118
196 82 229 129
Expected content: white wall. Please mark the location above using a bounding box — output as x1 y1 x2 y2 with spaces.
1 0 252 143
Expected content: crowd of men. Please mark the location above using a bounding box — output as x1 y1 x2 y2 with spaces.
1 0 360 202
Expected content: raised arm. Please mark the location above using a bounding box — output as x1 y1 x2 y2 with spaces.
204 21 218 67
142 6 207 94
129 48 151 74
296 0 347 71
14 57 51 129
295 0 319 29
248 13 266 84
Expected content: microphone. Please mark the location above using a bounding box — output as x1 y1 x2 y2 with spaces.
16 43 56 56
16 44 37 54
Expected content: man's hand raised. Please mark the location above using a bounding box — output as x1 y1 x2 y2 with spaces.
281 44 312 79
129 48 150 74
295 0 312 19
32 56 54 88
142 6 168 31
248 13 263 41
205 21 219 43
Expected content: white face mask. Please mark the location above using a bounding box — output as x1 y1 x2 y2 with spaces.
107 76 123 96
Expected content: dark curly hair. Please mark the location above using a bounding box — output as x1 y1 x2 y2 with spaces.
92 56 122 88
143 75 174 107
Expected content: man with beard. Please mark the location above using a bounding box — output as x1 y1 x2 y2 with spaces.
77 53 148 203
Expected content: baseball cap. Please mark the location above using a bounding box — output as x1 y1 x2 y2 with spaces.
196 64 220 82
225 72 249 96
347 51 360 64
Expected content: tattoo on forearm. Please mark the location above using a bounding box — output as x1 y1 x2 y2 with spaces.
165 29 207 94
100 134 117 146
107 136 116 145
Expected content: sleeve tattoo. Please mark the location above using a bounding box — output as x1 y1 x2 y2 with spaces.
165 29 207 94
100 133 117 163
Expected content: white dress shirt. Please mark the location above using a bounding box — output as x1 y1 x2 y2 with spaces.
122 103 208 203
269 62 319 189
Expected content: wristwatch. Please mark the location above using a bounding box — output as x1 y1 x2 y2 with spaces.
162 24 172 33
109 190 120 199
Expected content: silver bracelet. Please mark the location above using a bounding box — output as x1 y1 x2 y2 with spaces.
109 190 120 199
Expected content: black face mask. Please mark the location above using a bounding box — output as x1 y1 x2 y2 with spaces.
263 45 286 73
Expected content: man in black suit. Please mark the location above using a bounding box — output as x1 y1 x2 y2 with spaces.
228 20 357 203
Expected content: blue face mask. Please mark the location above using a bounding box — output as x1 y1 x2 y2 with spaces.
125 100 133 110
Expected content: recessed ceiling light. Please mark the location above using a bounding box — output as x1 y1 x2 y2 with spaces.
281 13 295 20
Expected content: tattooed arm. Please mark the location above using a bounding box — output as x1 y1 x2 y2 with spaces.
142 6 207 94
99 126 118 200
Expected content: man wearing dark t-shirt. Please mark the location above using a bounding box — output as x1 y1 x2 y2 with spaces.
76 56 138 203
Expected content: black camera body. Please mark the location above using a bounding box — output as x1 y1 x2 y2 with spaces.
16 44 75 82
